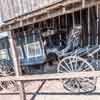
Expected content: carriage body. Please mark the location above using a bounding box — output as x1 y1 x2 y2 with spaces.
0 31 46 74
0 26 99 93
42 26 100 93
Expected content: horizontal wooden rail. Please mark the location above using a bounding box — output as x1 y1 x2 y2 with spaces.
0 71 100 81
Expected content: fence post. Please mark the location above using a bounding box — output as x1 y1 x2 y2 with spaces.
8 31 26 100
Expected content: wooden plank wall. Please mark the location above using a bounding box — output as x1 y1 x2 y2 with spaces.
0 0 63 21
0 0 100 32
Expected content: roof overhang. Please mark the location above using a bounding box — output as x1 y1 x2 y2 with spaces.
0 0 99 32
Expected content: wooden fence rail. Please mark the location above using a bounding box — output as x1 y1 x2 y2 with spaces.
0 70 100 100
0 71 100 82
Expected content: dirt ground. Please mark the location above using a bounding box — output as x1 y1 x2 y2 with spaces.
0 78 100 100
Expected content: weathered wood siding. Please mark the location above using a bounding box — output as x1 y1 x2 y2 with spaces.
0 0 63 21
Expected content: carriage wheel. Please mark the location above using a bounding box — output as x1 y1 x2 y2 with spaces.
57 56 96 93
0 81 18 91
0 64 18 91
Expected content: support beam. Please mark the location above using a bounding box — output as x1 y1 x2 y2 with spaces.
88 7 90 47
8 31 26 100
8 31 21 76
18 81 26 100
72 12 75 28
96 4 99 45
82 0 85 8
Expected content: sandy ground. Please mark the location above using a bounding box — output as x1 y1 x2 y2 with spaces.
0 78 100 100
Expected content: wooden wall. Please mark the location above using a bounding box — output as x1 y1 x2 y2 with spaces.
0 0 63 21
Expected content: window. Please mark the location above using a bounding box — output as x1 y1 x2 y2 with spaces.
24 41 43 58
0 49 9 60
16 46 24 59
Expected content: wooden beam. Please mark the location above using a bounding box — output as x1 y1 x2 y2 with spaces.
96 4 99 45
8 31 26 100
1 71 100 81
8 31 21 76
18 81 26 100
82 0 85 8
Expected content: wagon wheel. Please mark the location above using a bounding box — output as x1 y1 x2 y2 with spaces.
0 80 18 91
0 65 18 91
0 75 18 91
57 56 96 93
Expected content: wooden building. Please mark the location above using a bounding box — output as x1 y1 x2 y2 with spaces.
0 0 100 72
0 1 100 100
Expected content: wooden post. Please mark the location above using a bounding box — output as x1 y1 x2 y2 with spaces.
18 81 26 100
65 14 67 37
96 4 99 45
96 4 99 69
8 31 26 100
72 12 75 28
88 7 90 47
80 9 82 47
82 0 85 8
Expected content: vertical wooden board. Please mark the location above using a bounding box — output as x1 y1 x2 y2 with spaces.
41 0 48 7
28 0 33 12
18 0 24 16
11 0 21 17
8 0 15 19
0 0 18 20
0 0 63 21
0 0 3 21
31 0 40 11
21 0 32 14
97 4 100 44
0 0 10 21
31 0 36 11
1 0 24 19
1 0 14 20
19 0 25 14
22 0 28 14
31 0 34 11
28 0 32 13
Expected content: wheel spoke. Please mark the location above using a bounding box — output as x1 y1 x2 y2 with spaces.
64 79 80 93
75 80 80 93
63 61 71 71
69 58 74 71
60 64 69 72
63 79 73 90
82 66 91 71
79 78 95 86
80 83 94 92
81 86 89 92
59 70 65 73
78 62 85 71
0 82 6 90
0 81 8 90
74 57 77 71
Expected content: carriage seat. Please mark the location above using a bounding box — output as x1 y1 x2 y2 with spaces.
61 26 81 53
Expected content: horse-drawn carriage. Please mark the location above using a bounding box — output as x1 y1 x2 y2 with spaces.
0 25 99 93
43 26 99 93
